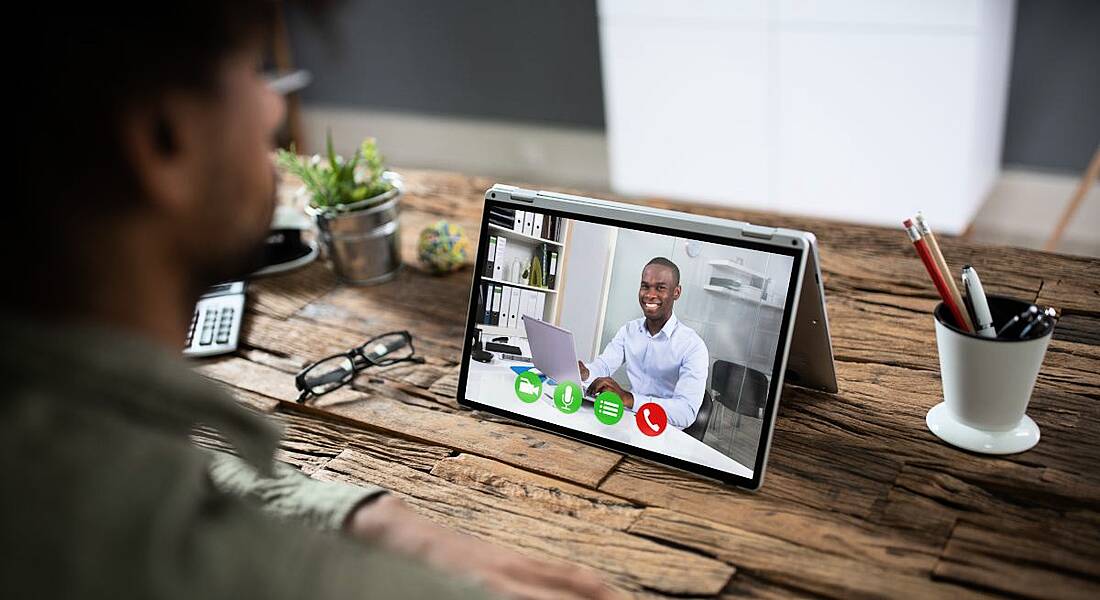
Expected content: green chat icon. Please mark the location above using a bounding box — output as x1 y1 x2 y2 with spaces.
514 371 542 403
553 381 583 414
594 391 624 425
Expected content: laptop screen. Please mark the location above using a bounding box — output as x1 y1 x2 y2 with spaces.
459 199 803 485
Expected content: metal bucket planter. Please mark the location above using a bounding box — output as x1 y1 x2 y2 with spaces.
308 172 403 285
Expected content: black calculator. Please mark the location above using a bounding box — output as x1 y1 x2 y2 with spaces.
184 281 246 357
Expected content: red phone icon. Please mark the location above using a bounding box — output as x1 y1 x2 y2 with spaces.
636 402 667 437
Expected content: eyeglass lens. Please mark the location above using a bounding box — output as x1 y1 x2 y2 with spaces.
302 355 356 395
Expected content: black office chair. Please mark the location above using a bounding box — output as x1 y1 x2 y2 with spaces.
683 390 712 441
718 360 769 425
686 360 769 441
714 360 768 424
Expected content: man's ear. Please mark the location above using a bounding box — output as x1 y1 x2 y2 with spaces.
120 94 205 216
673 285 682 300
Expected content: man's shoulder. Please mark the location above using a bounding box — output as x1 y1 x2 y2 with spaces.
673 320 709 354
672 318 704 341
1 384 217 563
619 318 644 336
1 383 210 488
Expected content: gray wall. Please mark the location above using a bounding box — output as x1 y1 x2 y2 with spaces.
285 0 605 128
1001 0 1100 172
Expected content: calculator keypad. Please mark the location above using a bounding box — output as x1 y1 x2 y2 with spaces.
184 283 245 357
216 308 234 344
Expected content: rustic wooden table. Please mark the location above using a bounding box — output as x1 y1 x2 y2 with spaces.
196 170 1100 599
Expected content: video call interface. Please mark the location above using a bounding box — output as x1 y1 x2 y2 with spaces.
463 205 797 478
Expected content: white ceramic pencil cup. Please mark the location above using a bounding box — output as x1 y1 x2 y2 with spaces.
926 296 1051 454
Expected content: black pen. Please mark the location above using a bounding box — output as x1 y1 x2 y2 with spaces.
997 305 1039 338
1018 307 1058 340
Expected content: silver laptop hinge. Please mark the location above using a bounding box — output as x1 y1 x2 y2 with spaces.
741 224 777 240
508 189 537 202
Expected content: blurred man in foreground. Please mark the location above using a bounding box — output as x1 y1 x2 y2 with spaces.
2 4 616 599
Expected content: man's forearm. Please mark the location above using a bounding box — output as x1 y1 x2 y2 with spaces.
585 359 609 382
206 450 386 531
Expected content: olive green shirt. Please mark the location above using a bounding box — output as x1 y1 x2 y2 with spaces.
0 320 489 599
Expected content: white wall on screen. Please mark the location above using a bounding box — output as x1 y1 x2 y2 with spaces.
556 221 617 359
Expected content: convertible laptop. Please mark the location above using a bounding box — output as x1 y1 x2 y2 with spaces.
458 184 837 490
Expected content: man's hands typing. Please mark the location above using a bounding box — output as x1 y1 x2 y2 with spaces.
586 377 635 409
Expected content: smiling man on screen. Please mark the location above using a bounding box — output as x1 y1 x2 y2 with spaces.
580 257 710 428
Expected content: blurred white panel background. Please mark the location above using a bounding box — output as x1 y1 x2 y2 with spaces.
286 0 1099 256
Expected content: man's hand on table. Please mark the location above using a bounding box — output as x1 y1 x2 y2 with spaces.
348 494 622 600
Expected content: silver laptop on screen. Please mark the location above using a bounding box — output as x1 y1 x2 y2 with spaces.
523 316 598 404
458 184 837 491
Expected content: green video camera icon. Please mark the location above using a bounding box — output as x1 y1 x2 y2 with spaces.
514 371 542 403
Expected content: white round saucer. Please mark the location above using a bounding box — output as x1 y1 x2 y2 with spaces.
926 402 1039 455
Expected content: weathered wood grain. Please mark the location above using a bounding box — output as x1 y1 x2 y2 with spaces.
1035 267 1100 314
430 453 641 530
214 380 280 413
877 462 1100 532
304 392 622 487
248 259 339 319
629 508 992 599
189 400 453 476
273 408 453 474
238 347 308 374
315 449 735 597
1054 313 1100 346
933 519 1100 600
599 458 938 575
297 283 470 356
718 572 820 600
426 364 462 400
1041 338 1100 399
195 355 308 403
398 168 497 222
198 168 1100 599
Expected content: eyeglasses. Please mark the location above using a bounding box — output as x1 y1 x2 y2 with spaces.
295 331 424 403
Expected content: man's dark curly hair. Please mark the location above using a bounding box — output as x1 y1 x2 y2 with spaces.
21 3 277 213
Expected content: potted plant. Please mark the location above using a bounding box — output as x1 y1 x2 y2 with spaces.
277 133 403 285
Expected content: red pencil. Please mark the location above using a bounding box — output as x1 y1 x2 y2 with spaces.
904 218 973 332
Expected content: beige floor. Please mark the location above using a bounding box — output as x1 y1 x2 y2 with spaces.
967 167 1099 258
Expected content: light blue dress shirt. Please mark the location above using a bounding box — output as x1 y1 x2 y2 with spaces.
584 313 709 428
